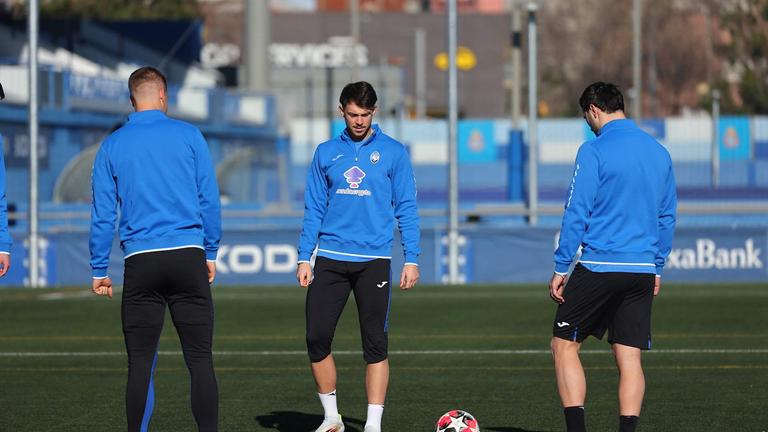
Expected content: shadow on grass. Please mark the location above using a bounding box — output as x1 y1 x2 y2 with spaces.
485 427 556 432
255 411 365 431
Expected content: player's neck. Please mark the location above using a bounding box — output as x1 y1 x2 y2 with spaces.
348 127 373 142
133 101 167 113
598 112 626 131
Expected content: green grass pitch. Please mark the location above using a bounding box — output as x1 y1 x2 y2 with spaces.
0 283 766 431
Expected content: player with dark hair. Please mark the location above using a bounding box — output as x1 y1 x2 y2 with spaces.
90 66 221 432
549 82 677 432
297 81 420 432
0 81 11 277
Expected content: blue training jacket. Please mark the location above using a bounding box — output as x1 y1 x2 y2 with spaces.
0 136 11 254
554 119 677 276
298 125 420 264
89 110 222 278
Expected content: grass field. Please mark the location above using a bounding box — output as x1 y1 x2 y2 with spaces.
0 283 766 431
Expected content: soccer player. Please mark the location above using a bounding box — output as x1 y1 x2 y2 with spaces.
89 67 221 432
549 82 676 432
0 82 11 277
296 81 420 432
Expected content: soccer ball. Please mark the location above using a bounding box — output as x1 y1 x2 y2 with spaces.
435 410 479 432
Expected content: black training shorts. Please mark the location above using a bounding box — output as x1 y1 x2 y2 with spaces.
552 264 655 350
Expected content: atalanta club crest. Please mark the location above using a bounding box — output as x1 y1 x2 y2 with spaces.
370 151 380 164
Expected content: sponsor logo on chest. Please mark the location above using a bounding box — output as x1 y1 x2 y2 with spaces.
334 150 383 197
337 165 372 196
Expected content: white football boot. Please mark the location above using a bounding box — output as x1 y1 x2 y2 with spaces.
363 426 381 432
314 414 345 432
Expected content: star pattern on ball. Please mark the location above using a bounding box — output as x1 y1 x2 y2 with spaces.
448 414 470 430
436 410 479 432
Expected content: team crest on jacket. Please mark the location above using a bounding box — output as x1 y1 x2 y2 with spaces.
370 151 380 164
344 166 366 189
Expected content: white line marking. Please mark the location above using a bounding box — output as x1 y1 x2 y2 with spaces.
38 291 93 301
124 245 204 260
316 249 391 259
0 348 766 357
579 260 654 267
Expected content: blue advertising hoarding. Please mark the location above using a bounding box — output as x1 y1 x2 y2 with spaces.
1 227 764 287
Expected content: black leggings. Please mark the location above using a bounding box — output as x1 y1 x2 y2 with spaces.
122 248 218 432
306 256 391 364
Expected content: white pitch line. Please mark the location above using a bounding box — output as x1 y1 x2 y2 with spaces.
38 291 93 301
0 348 767 357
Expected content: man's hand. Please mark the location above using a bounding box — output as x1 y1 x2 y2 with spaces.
549 273 566 304
0 254 9 277
399 264 419 290
207 261 216 284
296 262 313 287
654 276 661 296
92 277 113 299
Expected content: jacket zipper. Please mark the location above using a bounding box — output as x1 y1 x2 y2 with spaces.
346 128 375 162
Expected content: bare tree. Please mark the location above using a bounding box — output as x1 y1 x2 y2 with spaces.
535 0 755 116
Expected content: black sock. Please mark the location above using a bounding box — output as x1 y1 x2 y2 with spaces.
564 406 586 432
619 415 639 432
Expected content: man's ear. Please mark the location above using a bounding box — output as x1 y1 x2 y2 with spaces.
339 105 344 116
129 95 136 110
587 104 598 119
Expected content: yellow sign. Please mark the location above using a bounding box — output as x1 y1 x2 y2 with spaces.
434 46 477 71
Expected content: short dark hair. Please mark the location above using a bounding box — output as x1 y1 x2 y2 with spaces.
128 66 167 97
339 81 377 109
579 82 624 113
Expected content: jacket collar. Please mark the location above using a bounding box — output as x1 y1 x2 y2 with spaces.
598 118 635 135
128 110 167 122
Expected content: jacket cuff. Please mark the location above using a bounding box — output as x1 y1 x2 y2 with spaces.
555 262 571 274
298 252 312 262
206 250 218 261
404 253 419 266
92 267 108 279
655 265 663 276
0 242 11 253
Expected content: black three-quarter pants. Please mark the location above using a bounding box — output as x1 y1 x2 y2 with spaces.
122 247 218 432
306 256 392 364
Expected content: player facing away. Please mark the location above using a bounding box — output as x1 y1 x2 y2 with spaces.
89 67 222 432
548 82 676 432
0 82 12 277
296 81 421 432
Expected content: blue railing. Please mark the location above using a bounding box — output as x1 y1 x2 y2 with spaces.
0 64 276 128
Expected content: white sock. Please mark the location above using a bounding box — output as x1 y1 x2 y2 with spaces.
365 404 384 429
318 390 339 419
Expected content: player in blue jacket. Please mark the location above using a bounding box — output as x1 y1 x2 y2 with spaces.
0 82 12 277
296 81 420 432
90 67 221 432
549 82 677 432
